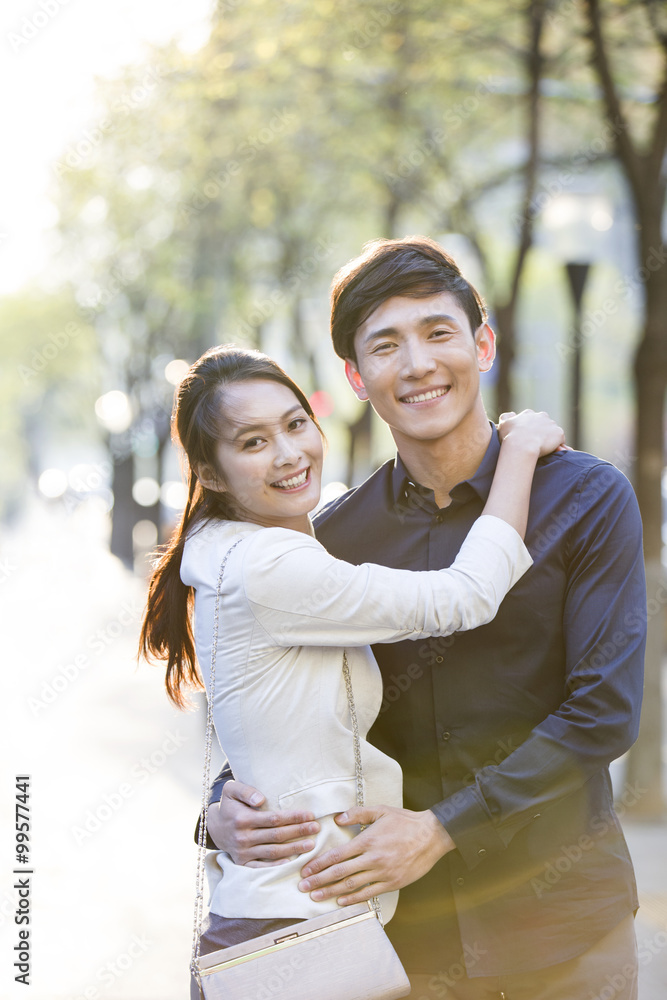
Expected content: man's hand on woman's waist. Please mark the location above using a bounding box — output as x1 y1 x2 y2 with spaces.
297 805 455 904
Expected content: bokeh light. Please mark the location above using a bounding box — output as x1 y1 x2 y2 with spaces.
94 390 133 433
132 476 161 506
38 468 68 498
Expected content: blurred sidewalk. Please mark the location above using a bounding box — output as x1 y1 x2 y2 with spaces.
1 497 208 1000
623 821 667 998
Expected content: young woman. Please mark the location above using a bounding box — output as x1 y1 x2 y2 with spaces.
139 344 564 966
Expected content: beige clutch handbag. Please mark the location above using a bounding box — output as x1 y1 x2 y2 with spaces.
191 540 411 1000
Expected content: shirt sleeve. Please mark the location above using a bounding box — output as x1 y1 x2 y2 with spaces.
242 514 532 647
196 764 233 842
432 464 646 869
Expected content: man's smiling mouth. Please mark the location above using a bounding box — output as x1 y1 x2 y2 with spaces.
400 387 450 404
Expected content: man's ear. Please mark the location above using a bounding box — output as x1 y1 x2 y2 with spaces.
196 463 225 493
475 323 496 372
344 359 369 401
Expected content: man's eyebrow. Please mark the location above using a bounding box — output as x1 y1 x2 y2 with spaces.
361 313 461 345
232 404 304 440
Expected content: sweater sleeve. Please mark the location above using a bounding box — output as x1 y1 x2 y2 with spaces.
242 514 532 648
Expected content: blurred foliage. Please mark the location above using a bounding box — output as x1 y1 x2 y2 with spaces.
49 0 665 357
3 0 664 519
0 290 97 518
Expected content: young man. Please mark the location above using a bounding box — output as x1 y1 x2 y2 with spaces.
205 237 646 998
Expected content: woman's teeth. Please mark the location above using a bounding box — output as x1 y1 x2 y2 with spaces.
273 469 308 489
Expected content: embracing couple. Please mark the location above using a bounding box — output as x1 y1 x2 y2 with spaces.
141 236 646 999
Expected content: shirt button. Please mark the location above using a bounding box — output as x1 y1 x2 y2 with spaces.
434 512 444 523
456 877 465 886
441 731 452 742
435 655 444 663
477 848 487 858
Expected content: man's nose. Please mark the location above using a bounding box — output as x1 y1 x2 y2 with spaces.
400 340 438 379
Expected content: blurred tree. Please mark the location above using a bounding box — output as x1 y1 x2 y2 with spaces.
0 290 97 520
51 0 661 599
584 0 667 817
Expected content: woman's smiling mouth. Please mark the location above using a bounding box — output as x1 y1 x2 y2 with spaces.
271 468 310 490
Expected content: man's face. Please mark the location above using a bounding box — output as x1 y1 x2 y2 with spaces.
345 292 495 448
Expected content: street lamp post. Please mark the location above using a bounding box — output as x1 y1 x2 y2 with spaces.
564 262 592 452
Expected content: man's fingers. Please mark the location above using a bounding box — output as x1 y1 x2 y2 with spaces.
334 806 378 827
337 881 392 906
240 818 320 843
300 842 356 880
222 780 266 808
299 860 358 892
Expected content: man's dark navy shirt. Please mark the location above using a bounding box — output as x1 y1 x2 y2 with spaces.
311 428 645 976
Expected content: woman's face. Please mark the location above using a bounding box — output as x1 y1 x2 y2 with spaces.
204 379 324 532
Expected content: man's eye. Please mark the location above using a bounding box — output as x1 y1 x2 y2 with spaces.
371 342 394 353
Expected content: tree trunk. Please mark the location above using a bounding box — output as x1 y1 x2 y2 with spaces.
109 448 136 570
624 222 667 817
584 0 667 815
493 0 547 417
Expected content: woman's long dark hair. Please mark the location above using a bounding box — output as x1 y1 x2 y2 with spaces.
139 345 320 707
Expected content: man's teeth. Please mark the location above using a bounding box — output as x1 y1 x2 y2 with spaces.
274 470 308 489
402 388 448 404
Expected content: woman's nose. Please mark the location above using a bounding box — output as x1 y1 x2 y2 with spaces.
273 434 300 466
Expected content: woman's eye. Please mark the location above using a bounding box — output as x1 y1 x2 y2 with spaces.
288 418 306 430
242 437 262 449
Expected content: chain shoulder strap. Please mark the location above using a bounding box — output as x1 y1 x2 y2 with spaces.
191 537 243 988
342 651 382 922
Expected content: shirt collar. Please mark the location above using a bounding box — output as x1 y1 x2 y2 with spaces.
391 423 500 511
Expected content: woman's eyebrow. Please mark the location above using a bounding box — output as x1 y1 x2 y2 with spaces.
232 404 304 440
